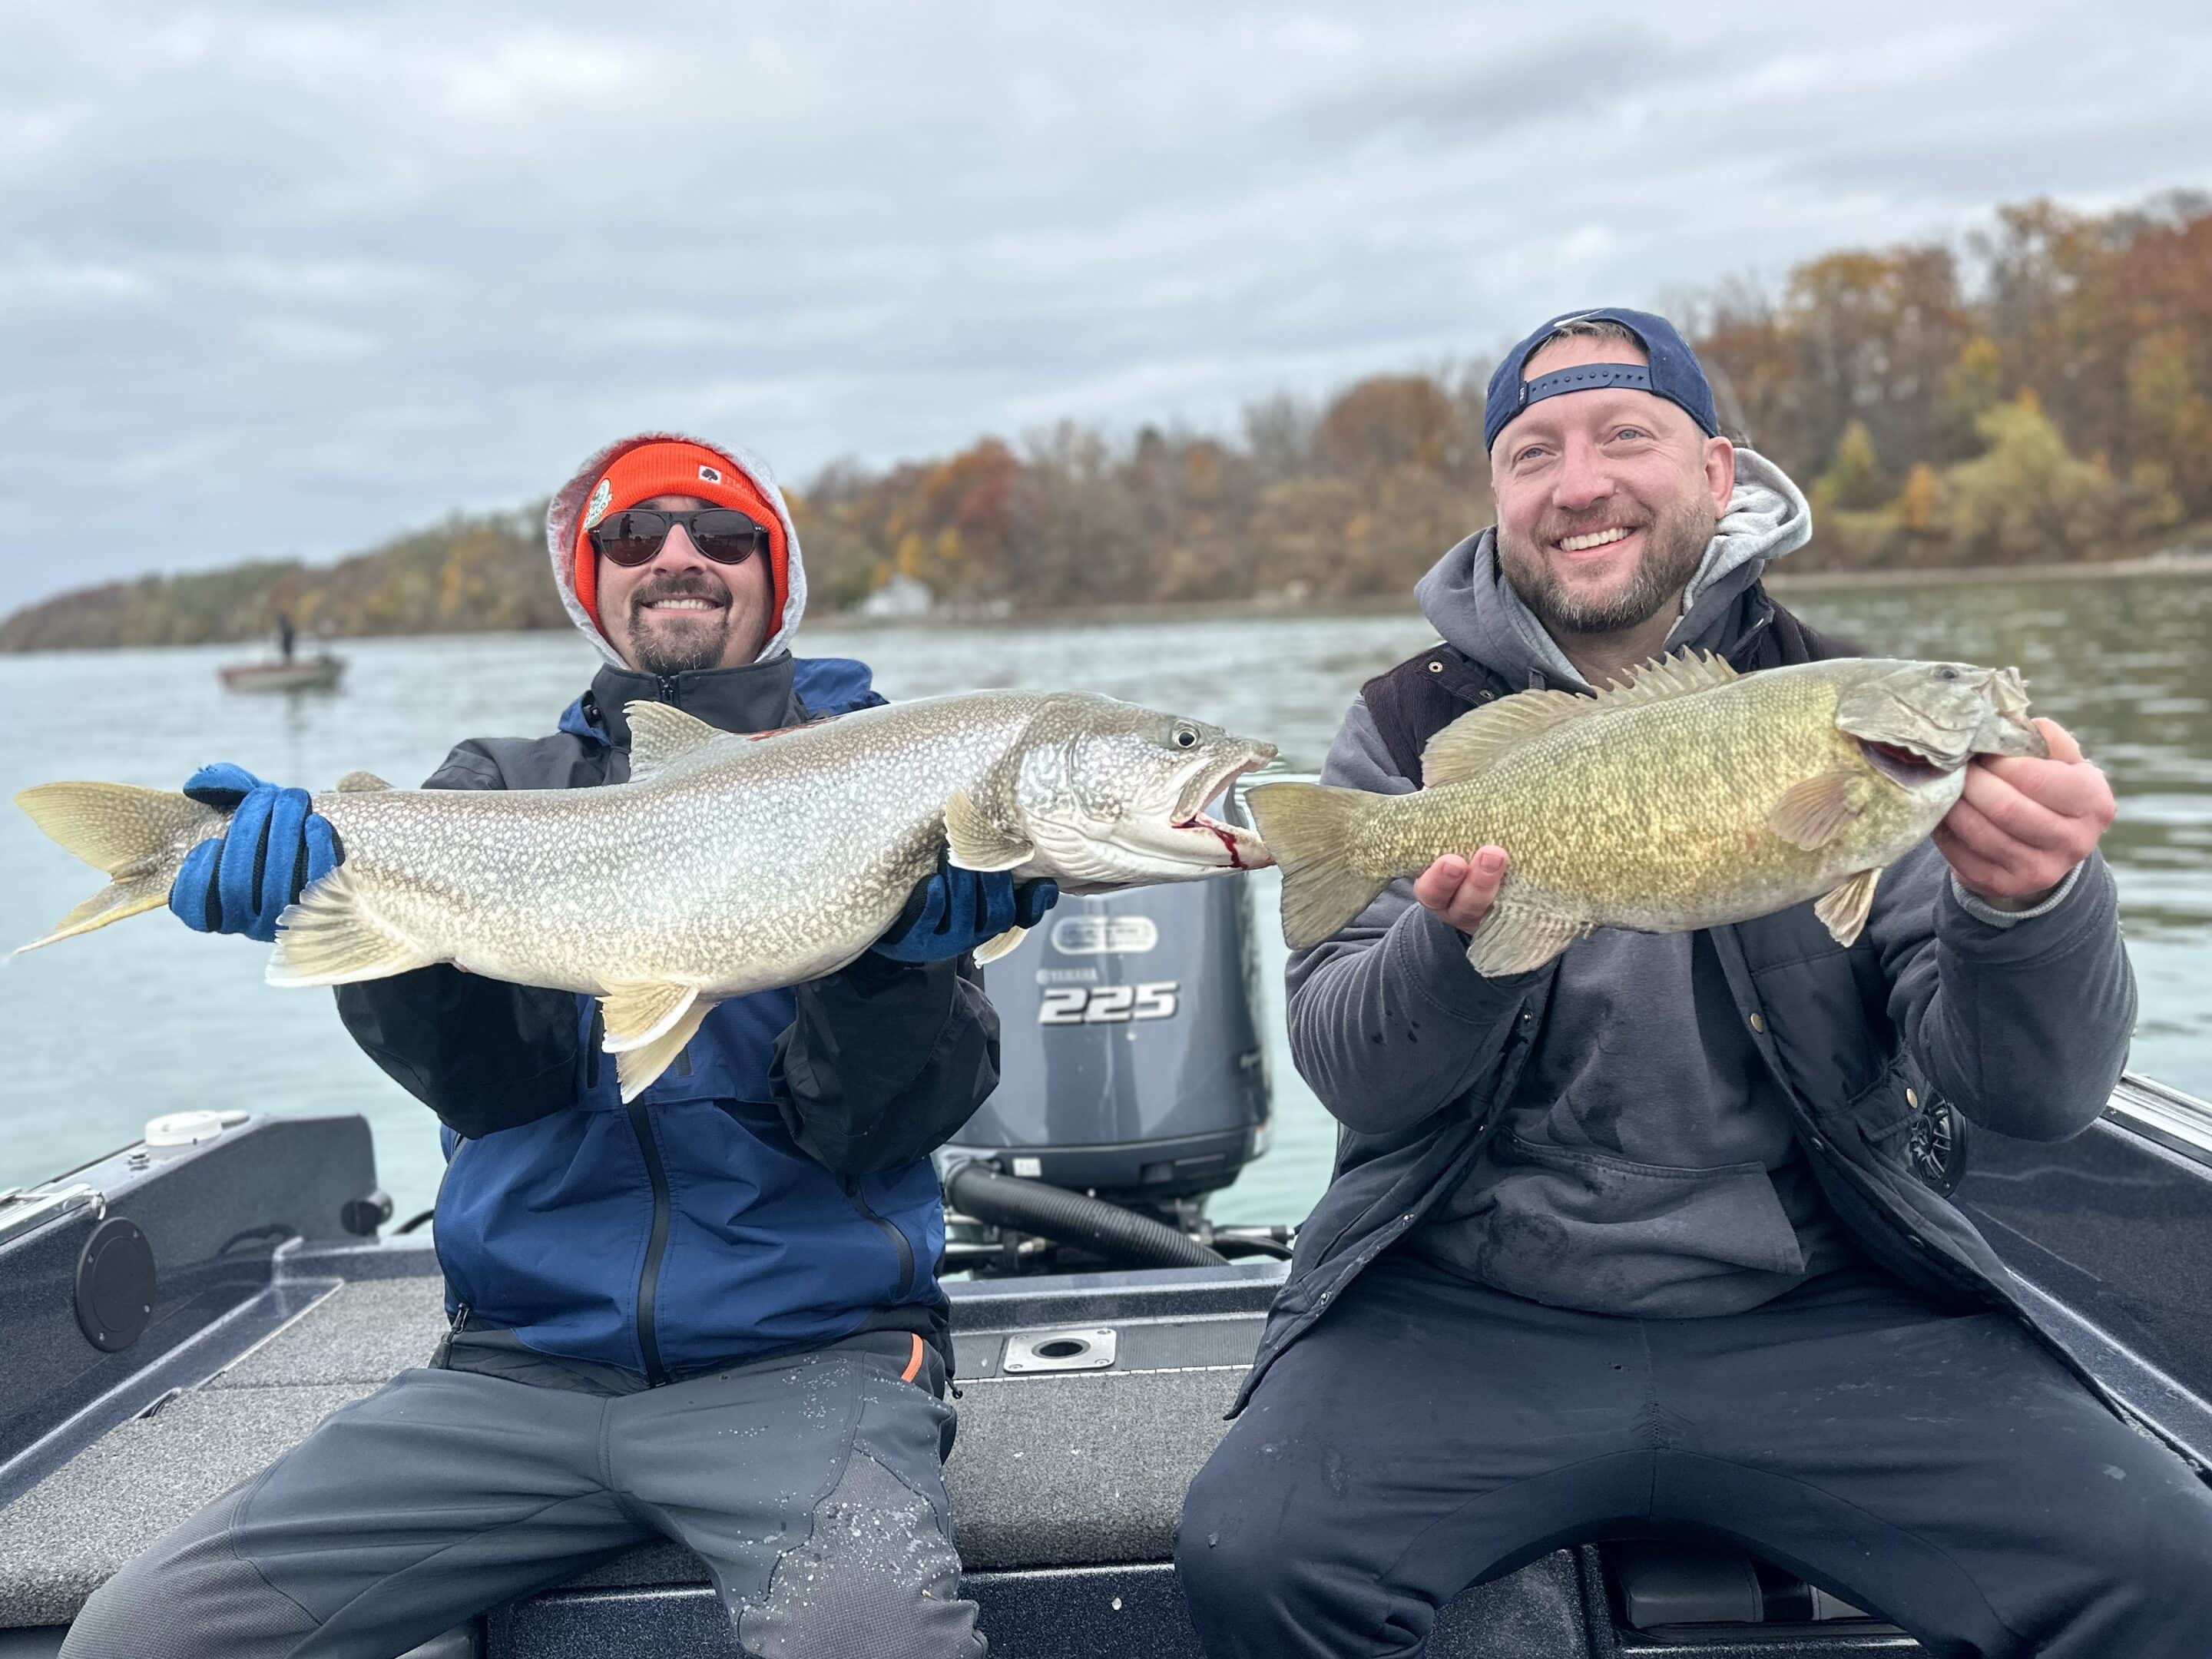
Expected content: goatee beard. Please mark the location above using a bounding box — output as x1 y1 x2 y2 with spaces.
626 581 732 677
630 625 729 677
1498 493 1717 638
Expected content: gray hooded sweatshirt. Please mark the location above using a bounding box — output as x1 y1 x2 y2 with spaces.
1289 452 2091 1317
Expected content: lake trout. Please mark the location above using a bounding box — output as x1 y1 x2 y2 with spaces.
15 691 1274 1100
1247 652 2046 975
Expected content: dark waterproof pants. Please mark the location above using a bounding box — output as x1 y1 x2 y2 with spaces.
61 1341 982 1659
1177 1254 2212 1658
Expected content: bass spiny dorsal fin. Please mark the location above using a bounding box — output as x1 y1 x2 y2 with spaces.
1421 690 1591 788
1592 648 1740 706
624 702 727 781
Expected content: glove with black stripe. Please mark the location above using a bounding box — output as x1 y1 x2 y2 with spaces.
167 763 343 943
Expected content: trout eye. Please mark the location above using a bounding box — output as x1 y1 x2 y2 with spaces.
1937 667 1959 681
1172 725 1198 749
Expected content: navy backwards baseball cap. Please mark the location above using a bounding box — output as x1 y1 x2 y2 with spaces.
1483 306 1719 454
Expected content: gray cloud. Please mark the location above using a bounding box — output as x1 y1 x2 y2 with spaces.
2 1 2209 611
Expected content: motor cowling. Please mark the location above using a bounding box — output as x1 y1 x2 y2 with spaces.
943 866 1270 1207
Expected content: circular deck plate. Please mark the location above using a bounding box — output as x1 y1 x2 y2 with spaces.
75 1217 156 1353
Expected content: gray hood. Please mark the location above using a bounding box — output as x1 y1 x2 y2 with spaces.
544 430 810 672
1414 448 1812 692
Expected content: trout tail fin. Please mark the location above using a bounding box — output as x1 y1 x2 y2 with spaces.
13 782 223 952
1245 781 1390 951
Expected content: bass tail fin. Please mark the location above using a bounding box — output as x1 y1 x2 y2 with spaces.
13 782 223 952
1244 781 1389 951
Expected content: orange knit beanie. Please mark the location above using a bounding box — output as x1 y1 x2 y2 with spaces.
570 439 788 637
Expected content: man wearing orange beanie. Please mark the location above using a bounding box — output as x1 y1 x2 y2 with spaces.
565 435 799 677
78 433 1055 1659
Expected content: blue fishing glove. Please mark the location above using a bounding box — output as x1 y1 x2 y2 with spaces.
167 763 343 943
873 859 1059 964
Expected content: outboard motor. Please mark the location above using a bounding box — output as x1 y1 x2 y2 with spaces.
938 803 1290 1274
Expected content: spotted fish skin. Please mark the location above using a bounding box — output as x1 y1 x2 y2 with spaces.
307 694 1046 997
1247 653 2048 977
15 689 1277 1100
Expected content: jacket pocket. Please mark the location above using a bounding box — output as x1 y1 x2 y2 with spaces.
1810 1059 1917 1151
1437 1134 1810 1293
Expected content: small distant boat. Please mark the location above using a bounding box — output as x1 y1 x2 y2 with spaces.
217 653 345 694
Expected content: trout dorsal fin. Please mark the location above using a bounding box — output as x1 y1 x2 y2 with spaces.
1421 690 1591 788
335 770 392 793
624 702 727 781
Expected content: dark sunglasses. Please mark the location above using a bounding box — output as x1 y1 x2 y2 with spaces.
588 508 771 568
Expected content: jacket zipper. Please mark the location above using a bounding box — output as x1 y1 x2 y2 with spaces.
619 677 679 1386
628 1100 674 1386
846 1177 916 1299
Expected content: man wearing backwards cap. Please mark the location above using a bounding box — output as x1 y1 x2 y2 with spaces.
1177 311 2212 1656
68 433 1040 1659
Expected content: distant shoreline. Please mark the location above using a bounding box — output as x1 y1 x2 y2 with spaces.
1765 548 2212 593
3 548 2207 654
839 547 2212 631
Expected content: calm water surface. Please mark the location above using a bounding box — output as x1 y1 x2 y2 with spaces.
3 574 2207 1228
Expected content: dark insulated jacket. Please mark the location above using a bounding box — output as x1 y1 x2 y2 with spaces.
1233 595 2198 1476
336 653 1000 1384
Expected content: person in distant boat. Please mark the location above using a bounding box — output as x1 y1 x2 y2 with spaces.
66 434 1054 1659
274 608 295 662
1176 309 2212 1658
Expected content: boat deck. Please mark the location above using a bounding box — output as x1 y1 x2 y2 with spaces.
0 1238 1644 1657
12 1086 2212 1656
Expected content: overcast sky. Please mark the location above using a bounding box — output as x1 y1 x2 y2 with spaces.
3 2 2210 614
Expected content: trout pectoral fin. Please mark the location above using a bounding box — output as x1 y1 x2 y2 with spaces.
974 926 1028 965
615 998 718 1103
1767 771 1866 850
945 790 1033 873
1464 901 1583 978
1814 868 1882 947
600 981 702 1053
266 867 437 985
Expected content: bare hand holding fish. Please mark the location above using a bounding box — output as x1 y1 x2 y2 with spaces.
1932 718 2115 906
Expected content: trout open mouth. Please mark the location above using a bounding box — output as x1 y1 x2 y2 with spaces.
1169 752 1278 869
1858 738 1954 788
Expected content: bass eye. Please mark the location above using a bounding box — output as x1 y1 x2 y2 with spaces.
1173 725 1198 749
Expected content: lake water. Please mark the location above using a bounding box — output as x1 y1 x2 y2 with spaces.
3 572 2207 1231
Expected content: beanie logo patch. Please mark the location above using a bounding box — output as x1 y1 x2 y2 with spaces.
582 478 613 531
697 464 724 485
